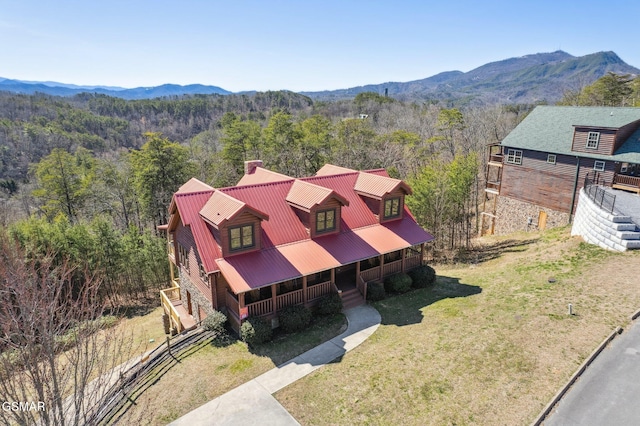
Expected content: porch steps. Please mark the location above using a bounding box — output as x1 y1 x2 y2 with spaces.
340 287 365 310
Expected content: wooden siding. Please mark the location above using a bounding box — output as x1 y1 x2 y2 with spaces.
310 199 342 238
614 120 640 152
219 211 263 257
501 151 616 213
175 221 212 303
571 128 616 155
380 189 405 223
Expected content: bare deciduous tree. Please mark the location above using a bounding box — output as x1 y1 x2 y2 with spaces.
0 232 133 426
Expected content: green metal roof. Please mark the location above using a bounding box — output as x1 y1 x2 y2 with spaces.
501 106 640 163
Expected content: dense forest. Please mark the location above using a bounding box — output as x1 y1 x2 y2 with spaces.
0 71 637 306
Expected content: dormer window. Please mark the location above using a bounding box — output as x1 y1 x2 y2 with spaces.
586 132 600 149
384 197 401 219
229 224 254 251
316 209 336 233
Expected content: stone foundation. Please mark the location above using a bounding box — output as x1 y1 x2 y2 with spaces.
178 269 216 323
493 196 570 235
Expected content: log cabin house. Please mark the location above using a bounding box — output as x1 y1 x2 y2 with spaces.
481 106 640 235
160 161 434 333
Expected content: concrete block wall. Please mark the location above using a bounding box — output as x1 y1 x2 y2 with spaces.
571 188 640 252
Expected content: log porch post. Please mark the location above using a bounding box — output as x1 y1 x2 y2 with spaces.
331 268 335 284
355 261 361 282
420 243 425 266
379 254 385 281
302 276 308 305
238 292 245 310
271 284 278 315
401 248 406 272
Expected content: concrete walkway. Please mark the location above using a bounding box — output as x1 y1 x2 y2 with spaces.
170 304 381 426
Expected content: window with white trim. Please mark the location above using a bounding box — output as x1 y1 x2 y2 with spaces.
594 160 605 172
506 149 523 165
547 154 556 165
586 132 600 149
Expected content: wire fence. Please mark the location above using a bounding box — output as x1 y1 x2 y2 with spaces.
584 172 616 214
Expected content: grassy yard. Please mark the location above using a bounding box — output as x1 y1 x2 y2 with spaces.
117 311 346 424
275 227 640 425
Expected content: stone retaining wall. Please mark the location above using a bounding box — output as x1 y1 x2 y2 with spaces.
494 196 570 235
571 188 640 252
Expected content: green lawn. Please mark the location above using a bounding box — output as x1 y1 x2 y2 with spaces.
276 228 640 425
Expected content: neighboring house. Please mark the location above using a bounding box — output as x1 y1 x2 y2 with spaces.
481 106 640 235
160 161 435 333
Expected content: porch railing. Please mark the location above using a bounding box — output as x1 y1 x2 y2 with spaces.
356 275 367 301
405 254 422 270
382 259 403 277
247 298 273 317
360 266 380 283
307 280 332 301
160 287 182 333
277 289 304 310
226 291 240 319
489 153 503 163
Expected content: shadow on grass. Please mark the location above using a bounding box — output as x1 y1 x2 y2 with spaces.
247 313 348 366
454 238 539 265
375 275 482 327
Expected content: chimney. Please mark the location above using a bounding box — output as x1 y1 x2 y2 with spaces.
244 160 263 175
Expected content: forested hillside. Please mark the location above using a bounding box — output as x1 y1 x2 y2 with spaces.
1 71 635 311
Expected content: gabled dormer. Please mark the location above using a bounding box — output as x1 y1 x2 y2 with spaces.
571 126 618 156
199 190 269 257
285 180 349 238
354 172 412 223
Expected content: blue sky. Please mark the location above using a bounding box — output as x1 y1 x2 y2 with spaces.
1 0 639 92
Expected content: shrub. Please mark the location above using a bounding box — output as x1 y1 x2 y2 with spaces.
366 281 386 301
384 272 412 294
317 293 343 315
279 305 312 333
408 265 437 289
240 317 273 346
202 310 227 335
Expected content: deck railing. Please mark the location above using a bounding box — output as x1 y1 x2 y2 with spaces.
405 254 422 270
360 266 381 283
489 153 503 163
382 259 403 277
307 280 332 301
277 289 304 310
160 287 182 333
614 174 640 189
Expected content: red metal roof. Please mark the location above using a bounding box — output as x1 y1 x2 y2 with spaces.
236 167 292 186
172 191 221 273
177 177 214 194
169 163 434 292
354 172 412 198
285 180 349 211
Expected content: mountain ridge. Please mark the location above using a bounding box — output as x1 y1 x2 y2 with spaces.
1 50 638 103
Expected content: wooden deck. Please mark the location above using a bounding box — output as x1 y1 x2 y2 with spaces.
612 174 640 195
171 300 196 330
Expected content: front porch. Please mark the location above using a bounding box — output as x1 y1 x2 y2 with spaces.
225 246 424 328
